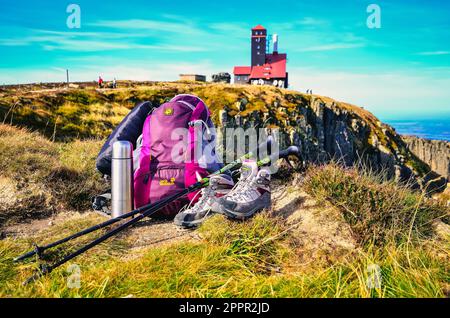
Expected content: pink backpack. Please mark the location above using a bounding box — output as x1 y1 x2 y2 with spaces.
133 95 221 217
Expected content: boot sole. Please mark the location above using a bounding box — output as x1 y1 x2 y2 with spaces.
221 205 268 220
173 210 214 228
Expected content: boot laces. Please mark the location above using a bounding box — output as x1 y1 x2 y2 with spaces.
229 178 260 202
183 185 215 214
227 171 269 202
226 171 252 200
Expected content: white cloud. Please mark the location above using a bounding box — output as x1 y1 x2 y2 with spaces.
0 28 208 52
269 21 369 54
42 40 135 51
51 67 67 72
271 17 329 31
42 40 207 52
417 51 449 56
297 43 365 52
88 18 248 51
0 29 145 46
288 67 450 118
34 29 147 38
298 17 328 26
208 23 249 37
0 60 223 84
89 19 203 35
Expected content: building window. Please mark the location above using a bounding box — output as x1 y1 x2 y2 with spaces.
256 38 260 43
237 76 240 81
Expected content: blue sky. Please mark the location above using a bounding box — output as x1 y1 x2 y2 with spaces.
0 0 449 120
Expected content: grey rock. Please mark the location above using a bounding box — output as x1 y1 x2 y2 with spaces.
211 72 231 83
218 96 448 193
402 135 450 181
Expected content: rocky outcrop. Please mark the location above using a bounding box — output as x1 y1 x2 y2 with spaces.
218 95 446 192
402 136 450 181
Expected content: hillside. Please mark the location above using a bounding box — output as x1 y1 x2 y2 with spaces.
0 82 449 298
0 81 445 191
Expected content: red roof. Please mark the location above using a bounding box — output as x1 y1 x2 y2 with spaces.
252 25 266 30
233 66 251 75
249 53 287 79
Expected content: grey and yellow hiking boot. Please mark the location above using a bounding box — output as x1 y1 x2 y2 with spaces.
174 174 234 228
219 161 271 220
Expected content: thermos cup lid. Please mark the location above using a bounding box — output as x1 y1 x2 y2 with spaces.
112 141 133 159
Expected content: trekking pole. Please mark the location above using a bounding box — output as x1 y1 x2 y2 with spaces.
13 204 155 262
15 138 274 262
22 146 300 284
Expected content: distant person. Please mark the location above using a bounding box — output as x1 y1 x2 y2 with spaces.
113 78 117 89
98 76 104 88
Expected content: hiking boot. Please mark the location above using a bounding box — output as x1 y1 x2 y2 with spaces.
174 174 234 228
219 163 271 220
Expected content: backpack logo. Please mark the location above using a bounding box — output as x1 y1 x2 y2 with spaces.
160 177 176 186
164 108 174 116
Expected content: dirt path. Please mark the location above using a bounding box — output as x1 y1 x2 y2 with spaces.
2 211 198 249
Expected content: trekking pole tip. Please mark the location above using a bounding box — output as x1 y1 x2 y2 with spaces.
22 272 40 286
14 250 35 263
14 243 42 262
22 264 51 285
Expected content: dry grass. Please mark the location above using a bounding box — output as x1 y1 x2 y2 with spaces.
0 124 107 226
303 162 449 246
435 184 450 205
198 213 291 275
0 82 314 139
0 164 448 297
0 211 448 298
0 82 448 298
